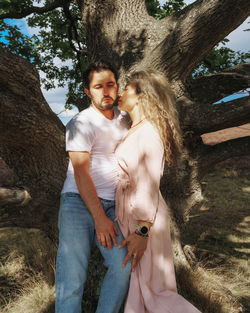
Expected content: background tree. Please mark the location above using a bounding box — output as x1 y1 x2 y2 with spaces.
0 0 250 312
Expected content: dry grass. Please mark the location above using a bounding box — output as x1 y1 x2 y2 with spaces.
0 228 56 313
183 156 250 312
2 280 55 313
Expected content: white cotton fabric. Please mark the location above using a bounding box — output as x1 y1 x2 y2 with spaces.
61 106 129 200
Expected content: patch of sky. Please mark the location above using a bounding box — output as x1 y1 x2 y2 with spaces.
0 19 30 44
6 18 29 35
214 90 249 104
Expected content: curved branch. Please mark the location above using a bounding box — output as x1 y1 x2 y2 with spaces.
154 0 250 81
197 136 250 177
62 0 88 85
62 2 84 52
188 63 250 104
180 96 250 134
0 187 31 206
0 0 72 19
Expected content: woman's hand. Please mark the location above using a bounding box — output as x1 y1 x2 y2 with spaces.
119 233 148 271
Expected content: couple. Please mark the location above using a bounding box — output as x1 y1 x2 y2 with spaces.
55 61 201 313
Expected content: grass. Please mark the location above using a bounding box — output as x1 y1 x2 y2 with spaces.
0 228 56 313
183 156 250 312
0 156 249 313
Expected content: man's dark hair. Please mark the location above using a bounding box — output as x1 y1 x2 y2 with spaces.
83 60 119 89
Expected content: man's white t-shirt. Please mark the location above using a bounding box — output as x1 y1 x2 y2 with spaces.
61 106 129 200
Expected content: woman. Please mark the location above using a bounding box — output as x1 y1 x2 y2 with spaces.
115 70 201 313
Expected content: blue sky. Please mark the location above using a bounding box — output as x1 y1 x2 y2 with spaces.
1 1 249 126
1 18 29 37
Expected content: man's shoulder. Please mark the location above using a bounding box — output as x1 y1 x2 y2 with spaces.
73 106 93 121
66 107 93 129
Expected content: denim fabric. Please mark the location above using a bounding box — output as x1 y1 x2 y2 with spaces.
55 192 131 313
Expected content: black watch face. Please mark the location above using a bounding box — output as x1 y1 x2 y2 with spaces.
141 226 148 234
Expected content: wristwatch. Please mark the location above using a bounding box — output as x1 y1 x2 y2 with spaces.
133 224 149 238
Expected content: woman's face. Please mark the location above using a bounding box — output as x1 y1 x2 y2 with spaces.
118 84 139 112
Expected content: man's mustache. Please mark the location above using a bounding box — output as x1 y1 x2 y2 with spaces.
102 96 114 101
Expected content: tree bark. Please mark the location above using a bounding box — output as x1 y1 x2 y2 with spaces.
182 96 250 134
142 0 250 90
0 187 31 206
188 63 250 104
197 136 250 177
0 47 67 238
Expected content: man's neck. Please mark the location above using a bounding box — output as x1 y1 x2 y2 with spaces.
91 104 114 120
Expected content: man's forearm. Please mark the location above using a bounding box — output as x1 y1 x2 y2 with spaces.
69 151 118 249
74 170 106 221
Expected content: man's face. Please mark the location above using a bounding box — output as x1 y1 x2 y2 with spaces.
85 70 118 111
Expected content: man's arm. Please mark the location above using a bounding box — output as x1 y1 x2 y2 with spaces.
69 151 118 250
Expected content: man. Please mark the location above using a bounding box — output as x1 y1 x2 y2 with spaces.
55 61 131 313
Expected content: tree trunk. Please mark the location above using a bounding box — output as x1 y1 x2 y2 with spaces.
0 47 67 240
77 0 250 311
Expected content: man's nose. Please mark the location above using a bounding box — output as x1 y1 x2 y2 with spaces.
103 86 109 96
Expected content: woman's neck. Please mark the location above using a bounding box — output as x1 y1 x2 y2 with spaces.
129 108 145 127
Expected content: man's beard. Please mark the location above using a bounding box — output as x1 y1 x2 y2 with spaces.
92 97 115 111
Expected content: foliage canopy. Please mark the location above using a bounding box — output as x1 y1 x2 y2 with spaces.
0 0 249 103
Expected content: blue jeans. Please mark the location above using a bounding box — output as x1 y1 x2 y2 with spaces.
55 193 131 313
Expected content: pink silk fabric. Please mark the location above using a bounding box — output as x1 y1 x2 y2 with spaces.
115 122 201 313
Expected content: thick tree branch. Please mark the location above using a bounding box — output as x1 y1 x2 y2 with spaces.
197 136 250 177
0 47 67 233
188 63 250 104
0 0 72 19
0 158 18 187
0 187 31 206
180 96 250 134
155 0 250 81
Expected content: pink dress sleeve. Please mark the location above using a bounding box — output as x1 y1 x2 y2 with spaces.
131 127 164 223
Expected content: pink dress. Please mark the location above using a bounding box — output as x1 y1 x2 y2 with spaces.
115 122 201 313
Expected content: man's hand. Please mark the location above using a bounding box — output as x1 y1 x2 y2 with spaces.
95 214 119 250
119 233 148 271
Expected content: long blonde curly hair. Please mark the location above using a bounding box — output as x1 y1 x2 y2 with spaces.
126 70 183 167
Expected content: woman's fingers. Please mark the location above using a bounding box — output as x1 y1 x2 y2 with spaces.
131 251 143 271
122 250 143 269
105 234 112 250
119 238 127 249
113 224 119 236
131 254 137 271
100 232 107 248
122 251 132 267
119 233 147 269
97 232 101 243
